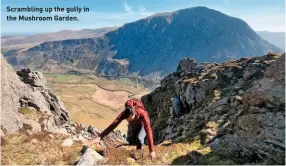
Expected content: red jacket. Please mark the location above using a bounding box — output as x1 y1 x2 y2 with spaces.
99 102 155 152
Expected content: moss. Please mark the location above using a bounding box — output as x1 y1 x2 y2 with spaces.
205 121 219 129
18 107 34 115
219 90 227 98
203 73 217 80
171 140 212 165
18 107 43 120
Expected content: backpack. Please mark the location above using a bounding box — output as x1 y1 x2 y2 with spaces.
125 98 146 110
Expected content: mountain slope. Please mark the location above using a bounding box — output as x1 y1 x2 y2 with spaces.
142 53 285 164
257 31 285 50
1 27 118 51
5 7 282 76
105 7 282 75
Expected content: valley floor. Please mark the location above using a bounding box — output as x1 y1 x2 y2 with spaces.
44 73 149 134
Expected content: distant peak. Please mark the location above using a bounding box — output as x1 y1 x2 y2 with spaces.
146 6 225 20
184 6 211 10
175 6 222 14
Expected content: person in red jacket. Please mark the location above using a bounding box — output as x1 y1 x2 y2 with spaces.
89 98 157 160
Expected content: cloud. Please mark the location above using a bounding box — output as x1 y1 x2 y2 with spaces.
124 1 133 14
138 6 151 16
123 2 152 16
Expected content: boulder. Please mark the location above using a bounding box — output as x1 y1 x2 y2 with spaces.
76 147 106 165
22 119 42 133
16 69 47 88
61 138 73 147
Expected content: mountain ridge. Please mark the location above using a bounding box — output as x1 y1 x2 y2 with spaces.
1 27 118 53
4 6 282 77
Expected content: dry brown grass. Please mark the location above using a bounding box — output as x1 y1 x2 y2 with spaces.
1 132 213 165
106 139 211 165
1 132 83 165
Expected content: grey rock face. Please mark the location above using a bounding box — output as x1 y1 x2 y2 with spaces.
1 54 69 135
1 55 29 133
97 58 129 76
17 68 69 125
177 58 200 76
171 96 181 117
17 68 47 88
142 53 285 164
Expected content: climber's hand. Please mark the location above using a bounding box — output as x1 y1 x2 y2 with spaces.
150 151 156 160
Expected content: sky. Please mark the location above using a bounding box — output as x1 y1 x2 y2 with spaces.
1 0 285 34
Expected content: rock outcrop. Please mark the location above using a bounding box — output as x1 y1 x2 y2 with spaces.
1 54 127 139
142 53 285 164
1 54 128 165
97 58 129 76
1 54 69 136
76 147 106 165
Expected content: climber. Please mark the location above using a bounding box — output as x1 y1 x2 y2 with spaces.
89 98 157 160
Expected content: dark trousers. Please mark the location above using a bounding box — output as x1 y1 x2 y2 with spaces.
127 124 146 149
